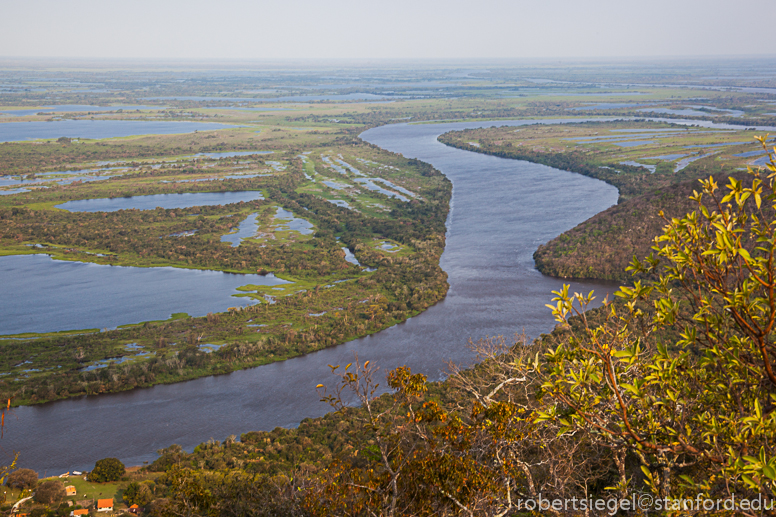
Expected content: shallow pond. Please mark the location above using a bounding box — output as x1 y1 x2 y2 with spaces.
275 208 314 235
327 199 351 209
0 105 162 116
221 213 260 247
0 254 289 335
0 120 237 142
56 191 265 212
637 107 710 117
614 140 656 147
354 178 410 201
321 180 348 190
734 150 769 158
675 152 717 171
341 247 361 265
569 103 650 110
194 151 273 159
644 153 688 161
619 160 656 173
0 187 29 195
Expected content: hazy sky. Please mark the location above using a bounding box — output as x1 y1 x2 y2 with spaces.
1 0 774 60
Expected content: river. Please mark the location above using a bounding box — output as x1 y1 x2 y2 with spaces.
2 119 620 475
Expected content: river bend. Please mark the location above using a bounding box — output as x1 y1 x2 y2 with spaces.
3 119 619 474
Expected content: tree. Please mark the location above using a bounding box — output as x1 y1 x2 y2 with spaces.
35 480 65 505
123 481 155 507
307 137 776 515
0 400 18 490
6 468 37 490
88 457 125 483
308 351 615 516
529 136 776 509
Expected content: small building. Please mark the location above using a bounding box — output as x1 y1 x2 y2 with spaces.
97 499 113 512
71 510 89 517
128 505 140 514
65 486 77 496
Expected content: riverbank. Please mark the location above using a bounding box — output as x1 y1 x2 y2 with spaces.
0 132 452 408
2 119 619 474
438 120 772 281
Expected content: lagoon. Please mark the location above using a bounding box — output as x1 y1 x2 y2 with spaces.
0 105 163 117
0 120 236 142
56 191 265 212
221 213 260 247
0 254 289 335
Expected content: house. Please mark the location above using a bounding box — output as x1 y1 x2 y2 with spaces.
71 510 89 517
65 486 77 496
128 505 140 514
97 499 113 512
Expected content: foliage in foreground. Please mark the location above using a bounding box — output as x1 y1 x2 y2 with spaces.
70 139 776 516
298 138 776 515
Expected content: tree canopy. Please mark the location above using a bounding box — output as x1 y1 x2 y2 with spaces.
88 457 125 483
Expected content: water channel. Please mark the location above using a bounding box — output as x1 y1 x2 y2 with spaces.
4 119 622 474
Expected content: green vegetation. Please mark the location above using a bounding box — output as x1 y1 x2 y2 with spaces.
88 459 125 483
66 140 772 517
0 128 452 406
6 468 37 490
440 121 774 281
3 60 776 516
33 481 64 505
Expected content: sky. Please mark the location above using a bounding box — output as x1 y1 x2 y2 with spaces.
1 0 774 60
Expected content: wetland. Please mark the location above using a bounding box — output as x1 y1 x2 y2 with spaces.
2 58 776 476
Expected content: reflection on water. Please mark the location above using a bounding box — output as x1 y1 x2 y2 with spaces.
0 254 290 335
0 120 237 142
5 119 620 474
221 213 259 247
342 247 360 265
275 208 314 235
56 191 265 212
194 151 273 159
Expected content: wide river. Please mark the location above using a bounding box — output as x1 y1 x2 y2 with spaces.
3 119 620 475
